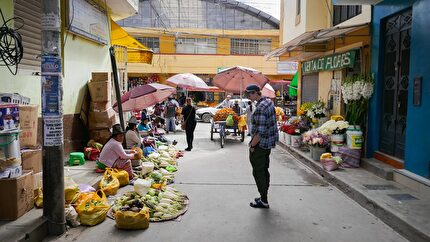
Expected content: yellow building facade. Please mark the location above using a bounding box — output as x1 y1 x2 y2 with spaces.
117 0 292 103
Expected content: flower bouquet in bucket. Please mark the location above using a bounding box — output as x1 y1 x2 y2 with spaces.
302 130 330 161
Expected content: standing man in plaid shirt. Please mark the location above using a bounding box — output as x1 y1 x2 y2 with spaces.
245 84 279 208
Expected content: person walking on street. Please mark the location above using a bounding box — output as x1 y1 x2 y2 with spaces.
221 95 232 108
181 98 197 151
245 100 255 136
164 97 178 133
245 84 278 209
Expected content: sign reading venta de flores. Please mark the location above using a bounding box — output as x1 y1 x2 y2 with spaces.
302 50 357 74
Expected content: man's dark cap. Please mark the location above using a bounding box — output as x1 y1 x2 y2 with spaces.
245 84 261 92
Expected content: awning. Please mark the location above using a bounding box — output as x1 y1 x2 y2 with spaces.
265 23 370 60
111 20 153 64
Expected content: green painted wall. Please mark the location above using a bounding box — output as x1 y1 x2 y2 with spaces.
0 0 111 115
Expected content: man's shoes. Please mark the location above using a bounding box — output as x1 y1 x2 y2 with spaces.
172 140 178 145
185 147 192 151
247 134 251 136
250 198 269 208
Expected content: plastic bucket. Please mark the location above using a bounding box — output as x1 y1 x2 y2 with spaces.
0 131 21 160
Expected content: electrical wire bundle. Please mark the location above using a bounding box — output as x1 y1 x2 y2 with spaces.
0 9 24 75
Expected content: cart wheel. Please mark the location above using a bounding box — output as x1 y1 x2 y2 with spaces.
240 131 245 142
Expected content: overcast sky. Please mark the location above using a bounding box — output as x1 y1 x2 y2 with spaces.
236 0 281 20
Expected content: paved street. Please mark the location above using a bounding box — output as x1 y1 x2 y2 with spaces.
52 123 407 242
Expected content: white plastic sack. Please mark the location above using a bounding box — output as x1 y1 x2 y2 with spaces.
65 205 80 227
148 152 160 159
141 162 155 175
134 178 153 196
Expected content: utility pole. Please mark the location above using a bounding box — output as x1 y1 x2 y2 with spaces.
41 0 65 235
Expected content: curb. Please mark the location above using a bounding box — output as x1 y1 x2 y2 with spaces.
278 142 429 242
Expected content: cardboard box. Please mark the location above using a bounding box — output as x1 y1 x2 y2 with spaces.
89 128 111 144
32 171 42 191
90 101 111 112
88 80 111 102
18 105 39 148
88 108 116 130
92 72 111 82
21 149 42 173
0 104 19 132
0 171 34 220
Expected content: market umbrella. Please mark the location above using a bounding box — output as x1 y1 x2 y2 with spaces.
262 83 276 98
112 83 176 112
166 73 209 90
289 72 298 97
213 66 270 94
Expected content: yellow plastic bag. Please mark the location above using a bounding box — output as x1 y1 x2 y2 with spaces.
115 207 150 230
112 168 130 187
238 116 247 130
34 188 43 208
75 190 110 226
65 177 80 204
99 169 120 196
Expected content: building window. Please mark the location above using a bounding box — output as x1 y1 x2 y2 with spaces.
135 37 160 53
333 5 362 26
230 38 272 55
14 0 42 72
176 37 217 54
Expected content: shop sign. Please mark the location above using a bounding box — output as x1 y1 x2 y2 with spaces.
277 61 298 74
302 50 357 74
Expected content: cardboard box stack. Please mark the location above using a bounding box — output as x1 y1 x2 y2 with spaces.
87 72 115 144
0 95 36 220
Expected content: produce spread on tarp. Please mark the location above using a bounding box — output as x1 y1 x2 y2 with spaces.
33 136 189 230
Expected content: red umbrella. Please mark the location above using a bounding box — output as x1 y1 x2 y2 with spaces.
113 83 176 112
213 66 270 93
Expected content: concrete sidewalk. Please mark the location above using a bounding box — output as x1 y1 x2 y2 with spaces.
0 161 103 242
279 143 430 242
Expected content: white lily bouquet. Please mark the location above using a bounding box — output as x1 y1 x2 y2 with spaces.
341 73 374 126
318 120 350 135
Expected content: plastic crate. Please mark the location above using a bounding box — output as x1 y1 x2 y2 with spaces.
0 93 21 104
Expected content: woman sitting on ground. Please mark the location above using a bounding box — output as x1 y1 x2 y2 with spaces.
125 116 142 149
99 124 138 179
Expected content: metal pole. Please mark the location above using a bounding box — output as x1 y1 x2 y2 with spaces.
110 47 125 130
41 0 65 235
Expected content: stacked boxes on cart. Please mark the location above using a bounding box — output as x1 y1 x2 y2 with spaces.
0 93 39 220
87 72 116 144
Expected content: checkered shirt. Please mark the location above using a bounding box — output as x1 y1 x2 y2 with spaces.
251 97 279 149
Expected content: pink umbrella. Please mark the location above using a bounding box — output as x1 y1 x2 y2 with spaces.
213 66 270 93
166 73 209 89
113 83 176 112
262 83 276 98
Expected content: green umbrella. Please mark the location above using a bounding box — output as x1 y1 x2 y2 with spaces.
289 72 298 97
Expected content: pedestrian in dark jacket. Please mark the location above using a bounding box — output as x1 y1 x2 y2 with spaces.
245 84 279 209
181 98 197 151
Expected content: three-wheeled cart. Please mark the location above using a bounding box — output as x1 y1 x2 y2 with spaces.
210 120 245 148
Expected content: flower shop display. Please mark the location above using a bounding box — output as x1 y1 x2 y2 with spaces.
302 130 330 161
298 101 328 128
318 119 349 152
346 125 363 150
341 73 374 126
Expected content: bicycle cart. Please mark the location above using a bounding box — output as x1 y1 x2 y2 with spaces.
210 120 245 148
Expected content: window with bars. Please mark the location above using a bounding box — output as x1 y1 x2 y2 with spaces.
230 38 272 55
333 5 362 26
175 37 217 54
135 37 160 53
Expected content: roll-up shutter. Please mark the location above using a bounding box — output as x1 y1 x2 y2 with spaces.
301 73 319 103
14 0 42 72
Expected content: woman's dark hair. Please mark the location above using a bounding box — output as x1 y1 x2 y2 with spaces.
126 123 137 132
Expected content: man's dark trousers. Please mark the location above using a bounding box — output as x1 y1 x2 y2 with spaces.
249 145 271 202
